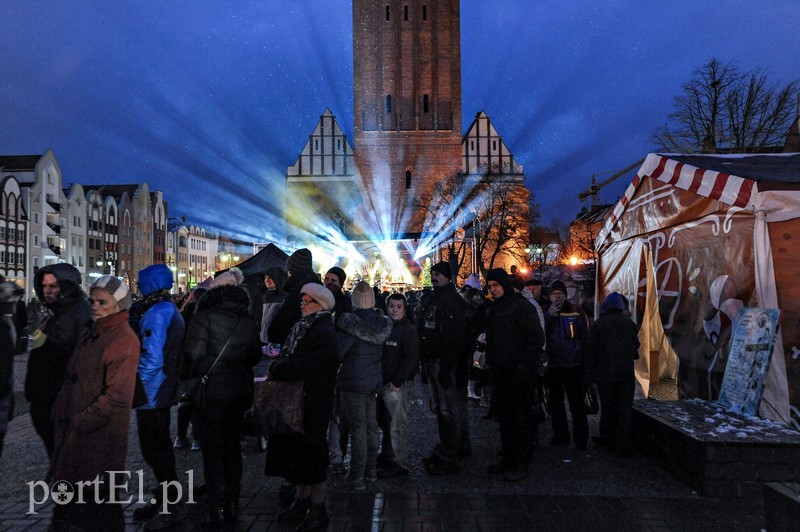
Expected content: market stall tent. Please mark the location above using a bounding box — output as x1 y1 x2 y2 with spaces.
595 153 800 427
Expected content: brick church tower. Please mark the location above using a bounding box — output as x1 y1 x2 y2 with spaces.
352 0 463 237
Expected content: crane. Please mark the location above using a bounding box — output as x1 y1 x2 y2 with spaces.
578 158 646 208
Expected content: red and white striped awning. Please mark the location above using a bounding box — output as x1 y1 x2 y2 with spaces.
596 153 758 247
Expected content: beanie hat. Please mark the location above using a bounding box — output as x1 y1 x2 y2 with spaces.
486 268 514 297
211 267 243 288
300 283 335 311
287 248 313 276
600 292 626 315
549 280 567 296
351 280 375 310
431 261 452 280
326 266 346 285
90 275 132 311
465 273 481 290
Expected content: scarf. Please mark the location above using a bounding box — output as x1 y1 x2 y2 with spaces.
281 310 331 359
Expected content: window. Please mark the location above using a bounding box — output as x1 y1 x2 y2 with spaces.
7 228 14 241
404 5 408 20
337 139 341 150
315 139 319 151
422 5 427 20
17 252 23 265
471 140 475 151
386 94 392 113
34 257 40 268
386 5 390 21
17 228 24 242
34 235 39 246
423 94 429 113
493 140 497 151
47 172 54 184
34 213 40 224
0 227 4 239
0 251 4 263
405 169 412 190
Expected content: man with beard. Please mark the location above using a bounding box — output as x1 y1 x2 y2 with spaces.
416 261 468 475
25 264 91 458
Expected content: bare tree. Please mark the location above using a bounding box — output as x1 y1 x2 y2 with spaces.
416 172 530 278
651 58 798 153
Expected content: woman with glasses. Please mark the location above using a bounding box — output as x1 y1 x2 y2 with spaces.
264 283 340 531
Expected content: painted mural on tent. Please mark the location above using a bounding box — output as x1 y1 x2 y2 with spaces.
597 176 760 404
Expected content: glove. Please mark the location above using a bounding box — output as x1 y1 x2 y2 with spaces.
437 369 452 389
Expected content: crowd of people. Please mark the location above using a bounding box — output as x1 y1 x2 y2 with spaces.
0 247 641 531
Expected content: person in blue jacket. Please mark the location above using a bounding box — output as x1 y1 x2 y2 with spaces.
132 264 186 528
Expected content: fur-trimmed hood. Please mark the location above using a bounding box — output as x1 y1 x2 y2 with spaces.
198 284 251 314
34 263 83 307
337 308 392 346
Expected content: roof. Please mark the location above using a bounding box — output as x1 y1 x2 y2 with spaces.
0 155 41 171
597 152 800 247
663 153 800 185
83 184 139 200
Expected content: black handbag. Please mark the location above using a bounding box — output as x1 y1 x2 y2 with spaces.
583 383 600 415
253 379 305 435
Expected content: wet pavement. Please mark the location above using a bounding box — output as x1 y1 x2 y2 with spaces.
1 353 765 531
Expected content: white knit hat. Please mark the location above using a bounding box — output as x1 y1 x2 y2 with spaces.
90 275 132 311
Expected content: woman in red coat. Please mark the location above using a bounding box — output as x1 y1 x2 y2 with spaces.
48 275 140 531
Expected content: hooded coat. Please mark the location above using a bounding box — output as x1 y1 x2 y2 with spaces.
48 310 140 483
588 296 640 384
336 309 393 393
25 264 92 408
136 264 185 409
182 284 262 402
260 266 287 344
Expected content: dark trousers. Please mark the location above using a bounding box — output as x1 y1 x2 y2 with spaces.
136 407 178 497
30 401 55 458
176 401 193 440
423 360 462 462
598 380 635 452
195 399 246 508
493 368 533 466
546 366 588 447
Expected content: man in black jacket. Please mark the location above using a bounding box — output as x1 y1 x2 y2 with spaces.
484 268 545 481
24 264 91 458
416 261 468 475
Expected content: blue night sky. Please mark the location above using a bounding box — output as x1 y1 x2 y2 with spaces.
2 1 798 242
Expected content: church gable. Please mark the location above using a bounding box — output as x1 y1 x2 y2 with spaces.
462 111 524 178
287 109 355 181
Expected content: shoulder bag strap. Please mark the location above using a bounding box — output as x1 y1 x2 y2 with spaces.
202 317 242 381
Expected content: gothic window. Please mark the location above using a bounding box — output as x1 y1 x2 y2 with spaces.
423 94 429 113
404 5 408 20
386 5 390 21
405 169 412 190
386 94 392 113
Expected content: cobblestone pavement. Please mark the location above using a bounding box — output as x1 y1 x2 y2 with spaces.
1 354 765 531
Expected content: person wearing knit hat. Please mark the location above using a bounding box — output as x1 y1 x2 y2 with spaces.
211 267 244 288
90 275 133 312
417 259 470 475
287 248 314 277
430 261 452 280
350 281 375 310
334 280 392 490
544 276 590 451
300 283 335 311
324 266 352 317
483 267 545 481
49 274 140 530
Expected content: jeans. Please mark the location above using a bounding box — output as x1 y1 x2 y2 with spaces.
136 408 178 495
423 360 462 463
379 382 412 470
338 389 379 480
546 366 588 447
